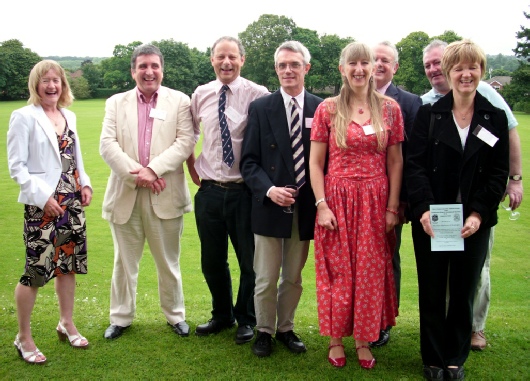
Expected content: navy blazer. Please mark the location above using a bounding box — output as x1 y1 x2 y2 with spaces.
240 90 323 240
385 83 422 204
406 91 509 228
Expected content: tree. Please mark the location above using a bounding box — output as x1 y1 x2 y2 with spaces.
239 14 297 89
431 30 462 45
393 32 431 95
314 34 353 94
0 39 41 100
155 39 195 95
80 60 102 97
99 41 142 90
514 11 530 61
190 47 215 92
69 75 91 99
500 63 530 110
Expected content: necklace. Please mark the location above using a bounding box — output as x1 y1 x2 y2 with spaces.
355 102 368 114
45 111 64 127
453 104 473 120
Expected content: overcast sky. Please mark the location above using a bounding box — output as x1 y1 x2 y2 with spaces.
2 0 528 58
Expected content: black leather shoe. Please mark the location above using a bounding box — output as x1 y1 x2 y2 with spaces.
252 331 273 357
369 328 390 347
167 321 190 337
235 324 254 344
275 330 306 353
195 319 235 336
445 366 465 380
104 324 129 340
423 365 444 380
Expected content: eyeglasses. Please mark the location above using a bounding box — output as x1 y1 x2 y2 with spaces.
276 62 303 71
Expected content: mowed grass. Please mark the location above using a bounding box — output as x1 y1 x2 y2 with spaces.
0 100 528 380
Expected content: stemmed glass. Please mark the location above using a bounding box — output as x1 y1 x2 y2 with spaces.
283 185 299 213
500 196 520 221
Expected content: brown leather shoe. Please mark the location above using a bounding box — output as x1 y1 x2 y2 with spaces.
471 330 486 351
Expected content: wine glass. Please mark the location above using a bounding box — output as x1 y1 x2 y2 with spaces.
500 196 520 221
283 185 299 213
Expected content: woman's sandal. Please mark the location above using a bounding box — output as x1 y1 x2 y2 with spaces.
356 345 376 369
57 322 89 348
14 334 46 364
328 343 346 367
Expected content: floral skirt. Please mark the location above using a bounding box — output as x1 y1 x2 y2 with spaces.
20 190 87 287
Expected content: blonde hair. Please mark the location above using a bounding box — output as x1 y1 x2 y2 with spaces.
441 39 486 83
330 42 387 150
28 60 74 108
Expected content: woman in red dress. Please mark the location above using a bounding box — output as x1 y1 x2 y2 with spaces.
309 42 403 369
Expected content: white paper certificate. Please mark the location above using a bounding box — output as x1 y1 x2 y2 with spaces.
430 204 464 251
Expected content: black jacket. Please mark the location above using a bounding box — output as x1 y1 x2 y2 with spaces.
406 90 509 228
240 90 323 240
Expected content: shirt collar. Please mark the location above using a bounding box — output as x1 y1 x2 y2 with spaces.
136 87 159 104
215 76 242 94
280 87 305 109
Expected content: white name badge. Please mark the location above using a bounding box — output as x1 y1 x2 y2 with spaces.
149 108 167 120
224 106 245 124
305 117 313 128
474 125 498 147
362 125 375 135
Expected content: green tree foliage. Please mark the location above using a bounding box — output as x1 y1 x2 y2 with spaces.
487 53 521 73
514 11 530 61
239 14 297 89
314 34 353 94
81 60 102 97
0 39 41 100
69 75 91 99
190 47 215 92
393 32 431 95
500 63 530 109
431 30 462 45
155 39 195 95
99 41 142 90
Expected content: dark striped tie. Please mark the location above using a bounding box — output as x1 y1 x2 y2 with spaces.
290 98 305 188
219 85 234 168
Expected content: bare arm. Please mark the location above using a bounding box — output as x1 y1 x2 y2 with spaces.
505 128 523 210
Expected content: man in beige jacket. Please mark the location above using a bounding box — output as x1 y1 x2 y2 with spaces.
100 44 194 340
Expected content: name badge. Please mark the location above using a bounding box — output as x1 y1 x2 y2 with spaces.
305 117 313 128
473 125 498 147
362 125 375 135
149 108 167 120
224 106 245 124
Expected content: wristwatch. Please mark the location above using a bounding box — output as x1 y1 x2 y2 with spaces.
509 175 522 181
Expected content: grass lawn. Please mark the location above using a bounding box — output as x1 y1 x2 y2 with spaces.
0 100 528 380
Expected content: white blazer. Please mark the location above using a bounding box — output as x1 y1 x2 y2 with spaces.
7 104 91 209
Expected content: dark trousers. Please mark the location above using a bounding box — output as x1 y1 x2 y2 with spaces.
393 223 403 307
412 220 489 368
194 182 256 326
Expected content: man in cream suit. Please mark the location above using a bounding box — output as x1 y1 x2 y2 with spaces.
100 44 195 340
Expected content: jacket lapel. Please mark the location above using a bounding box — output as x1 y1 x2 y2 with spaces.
124 90 140 161
268 90 294 178
34 105 61 162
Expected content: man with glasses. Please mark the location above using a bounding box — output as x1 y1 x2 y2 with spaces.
240 41 323 357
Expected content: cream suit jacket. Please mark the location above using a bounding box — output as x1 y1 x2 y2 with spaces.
100 86 195 224
7 104 91 209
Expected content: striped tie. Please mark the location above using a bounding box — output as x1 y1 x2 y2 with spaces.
290 98 305 188
219 85 234 168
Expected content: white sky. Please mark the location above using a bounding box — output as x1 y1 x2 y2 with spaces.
2 0 528 58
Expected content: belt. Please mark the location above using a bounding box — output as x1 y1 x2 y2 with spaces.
201 180 246 190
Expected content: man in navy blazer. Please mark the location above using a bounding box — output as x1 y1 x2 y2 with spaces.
372 41 422 347
241 41 323 357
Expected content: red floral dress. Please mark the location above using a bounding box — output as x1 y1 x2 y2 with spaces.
311 98 404 341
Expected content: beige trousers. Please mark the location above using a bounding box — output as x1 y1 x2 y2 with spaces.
253 207 310 335
108 188 185 327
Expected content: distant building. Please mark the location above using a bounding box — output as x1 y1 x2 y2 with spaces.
485 76 511 91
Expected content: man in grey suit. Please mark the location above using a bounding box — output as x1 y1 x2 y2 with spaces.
241 41 323 357
100 44 195 340
371 41 422 347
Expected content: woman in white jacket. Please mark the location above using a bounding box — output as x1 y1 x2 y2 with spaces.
7 60 92 364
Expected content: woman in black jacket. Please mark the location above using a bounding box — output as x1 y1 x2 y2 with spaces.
406 40 509 380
